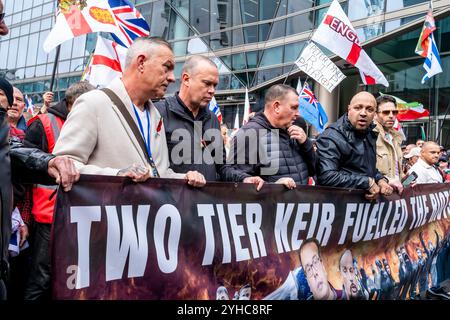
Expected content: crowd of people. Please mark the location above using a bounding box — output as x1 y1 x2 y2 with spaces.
0 0 449 300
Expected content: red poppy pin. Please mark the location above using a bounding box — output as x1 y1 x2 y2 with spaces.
156 118 163 134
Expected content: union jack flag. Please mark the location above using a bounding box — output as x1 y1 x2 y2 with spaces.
108 0 150 48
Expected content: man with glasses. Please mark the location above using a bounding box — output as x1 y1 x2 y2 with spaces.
374 95 404 194
299 238 343 300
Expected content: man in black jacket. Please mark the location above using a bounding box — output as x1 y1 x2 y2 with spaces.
155 55 240 182
225 84 316 190
316 91 393 200
1 77 79 300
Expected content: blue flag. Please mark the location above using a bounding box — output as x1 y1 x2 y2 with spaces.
298 82 328 133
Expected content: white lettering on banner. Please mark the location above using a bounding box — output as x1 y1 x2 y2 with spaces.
198 204 216 266
197 204 266 266
70 206 101 289
105 205 150 281
153 204 181 274
228 204 251 262
245 204 266 259
428 191 450 223
410 195 429 230
295 42 346 93
275 203 336 253
339 201 409 245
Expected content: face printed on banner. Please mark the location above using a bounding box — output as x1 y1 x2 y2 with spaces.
339 250 359 299
216 286 229 300
300 241 333 300
238 284 251 300
347 92 376 131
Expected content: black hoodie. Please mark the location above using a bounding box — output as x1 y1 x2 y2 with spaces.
155 95 242 181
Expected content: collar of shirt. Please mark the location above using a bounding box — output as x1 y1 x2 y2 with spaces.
417 158 433 169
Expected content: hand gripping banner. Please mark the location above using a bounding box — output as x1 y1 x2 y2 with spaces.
52 176 450 300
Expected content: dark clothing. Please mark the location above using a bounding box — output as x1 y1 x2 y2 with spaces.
225 112 316 184
155 95 240 181
316 114 384 189
23 100 68 300
1 108 55 299
24 99 69 151
16 116 27 133
24 222 51 300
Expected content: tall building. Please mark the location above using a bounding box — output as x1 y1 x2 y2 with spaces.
1 0 449 145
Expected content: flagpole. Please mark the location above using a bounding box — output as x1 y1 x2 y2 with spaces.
49 45 61 92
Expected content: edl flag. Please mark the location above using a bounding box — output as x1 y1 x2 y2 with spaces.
311 0 388 87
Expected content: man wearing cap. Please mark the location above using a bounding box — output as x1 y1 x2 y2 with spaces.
403 147 421 176
438 155 450 182
374 95 404 193
408 142 443 184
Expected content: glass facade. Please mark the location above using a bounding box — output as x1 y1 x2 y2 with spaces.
1 0 448 144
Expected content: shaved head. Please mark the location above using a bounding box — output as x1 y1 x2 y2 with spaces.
182 55 218 76
349 91 376 107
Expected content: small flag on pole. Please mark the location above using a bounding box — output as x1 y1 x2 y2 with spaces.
416 5 443 83
24 95 35 115
242 88 251 126
208 96 223 123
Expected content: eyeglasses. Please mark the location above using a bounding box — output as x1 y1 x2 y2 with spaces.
304 255 322 277
379 110 399 116
0 13 5 23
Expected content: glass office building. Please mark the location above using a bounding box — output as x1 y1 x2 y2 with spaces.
1 0 449 145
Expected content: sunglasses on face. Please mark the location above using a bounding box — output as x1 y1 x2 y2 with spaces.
379 109 399 116
0 13 5 22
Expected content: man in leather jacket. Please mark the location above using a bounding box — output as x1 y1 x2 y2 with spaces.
1 79 79 299
316 91 393 200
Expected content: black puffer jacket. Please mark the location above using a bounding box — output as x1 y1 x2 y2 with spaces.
316 114 384 189
224 112 316 184
155 95 242 181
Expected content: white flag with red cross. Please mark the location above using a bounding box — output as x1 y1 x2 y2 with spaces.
311 0 388 87
82 36 127 88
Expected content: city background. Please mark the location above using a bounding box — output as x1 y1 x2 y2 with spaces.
1 0 449 145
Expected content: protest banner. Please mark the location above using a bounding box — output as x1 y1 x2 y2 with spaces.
53 176 450 300
295 42 346 93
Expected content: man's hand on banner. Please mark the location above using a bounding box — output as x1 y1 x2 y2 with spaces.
378 179 393 196
48 156 80 191
276 177 297 190
388 179 404 195
243 176 265 191
118 164 151 182
185 171 206 187
365 177 380 200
